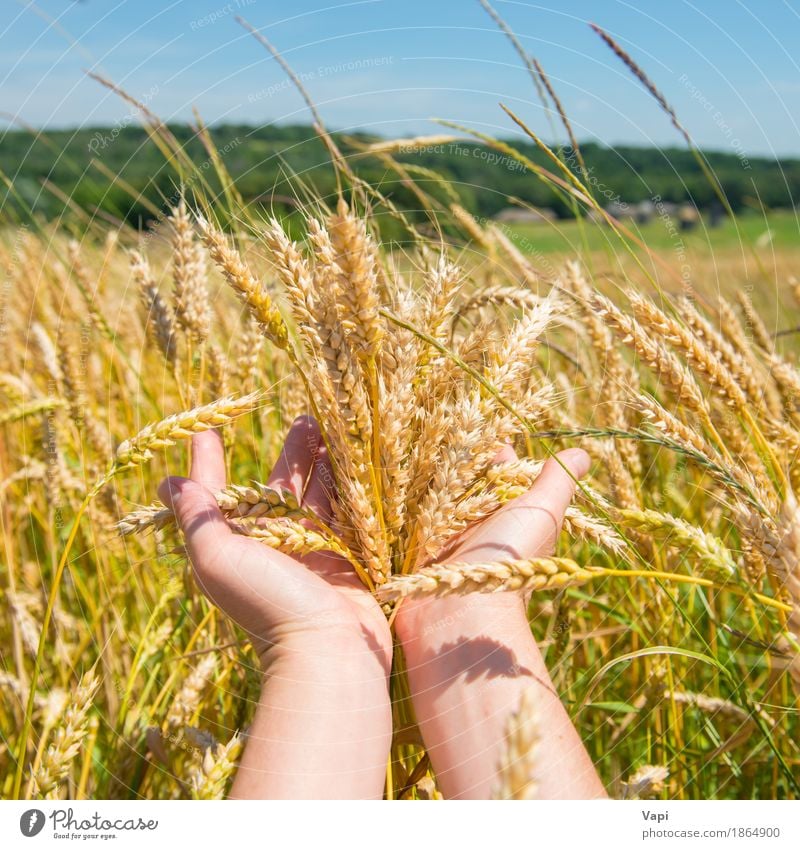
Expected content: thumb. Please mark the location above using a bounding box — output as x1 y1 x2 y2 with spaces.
446 448 590 564
501 447 590 555
515 448 591 523
158 476 233 565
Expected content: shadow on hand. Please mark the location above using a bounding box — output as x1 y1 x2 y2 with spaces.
410 635 534 686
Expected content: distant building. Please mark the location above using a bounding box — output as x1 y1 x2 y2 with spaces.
678 203 700 231
654 200 679 217
604 201 635 221
494 207 558 224
604 199 679 225
634 200 656 224
708 200 725 228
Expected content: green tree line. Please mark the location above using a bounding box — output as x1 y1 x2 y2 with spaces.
2 123 797 227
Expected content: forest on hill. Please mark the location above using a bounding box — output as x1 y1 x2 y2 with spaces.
3 123 798 228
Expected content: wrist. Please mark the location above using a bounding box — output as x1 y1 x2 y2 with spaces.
259 624 392 681
395 592 530 655
236 627 392 800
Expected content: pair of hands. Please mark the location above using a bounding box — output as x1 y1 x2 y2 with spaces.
158 416 600 799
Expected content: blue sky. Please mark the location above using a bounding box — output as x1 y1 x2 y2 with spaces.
3 0 800 156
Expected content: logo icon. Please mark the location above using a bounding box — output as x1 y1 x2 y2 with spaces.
20 809 45 837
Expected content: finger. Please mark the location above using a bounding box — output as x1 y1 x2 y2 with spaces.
491 442 518 465
301 438 335 523
158 476 233 566
190 430 227 492
267 415 320 500
514 447 590 515
450 448 590 563
431 442 517 561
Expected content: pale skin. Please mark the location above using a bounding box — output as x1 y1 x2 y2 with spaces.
158 416 607 800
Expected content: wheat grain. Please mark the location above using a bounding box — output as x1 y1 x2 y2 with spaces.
30 672 100 799
115 392 261 467
613 507 737 580
131 249 178 366
170 201 211 343
237 518 349 558
189 731 242 799
118 482 313 536
735 290 774 353
378 557 595 601
593 292 710 418
327 199 384 360
166 654 216 732
619 764 669 800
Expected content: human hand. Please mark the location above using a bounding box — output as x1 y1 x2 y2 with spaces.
396 444 591 639
158 416 393 798
394 446 606 799
158 415 391 672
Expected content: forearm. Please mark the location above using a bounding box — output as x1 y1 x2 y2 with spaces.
397 594 606 800
229 631 391 799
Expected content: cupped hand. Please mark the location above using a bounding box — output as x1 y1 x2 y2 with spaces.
392 444 604 800
440 444 590 573
396 445 590 651
395 445 591 640
158 416 391 671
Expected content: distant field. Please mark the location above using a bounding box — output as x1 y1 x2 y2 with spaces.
506 210 800 256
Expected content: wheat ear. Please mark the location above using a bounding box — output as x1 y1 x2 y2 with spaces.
115 392 261 467
170 200 210 343
131 250 178 365
491 686 540 800
189 731 242 799
197 218 288 348
30 672 100 798
378 557 595 601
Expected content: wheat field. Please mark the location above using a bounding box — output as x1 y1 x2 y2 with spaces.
2 14 800 797
1 172 799 799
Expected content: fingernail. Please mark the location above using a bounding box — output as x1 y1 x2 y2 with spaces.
559 448 591 479
158 477 186 509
